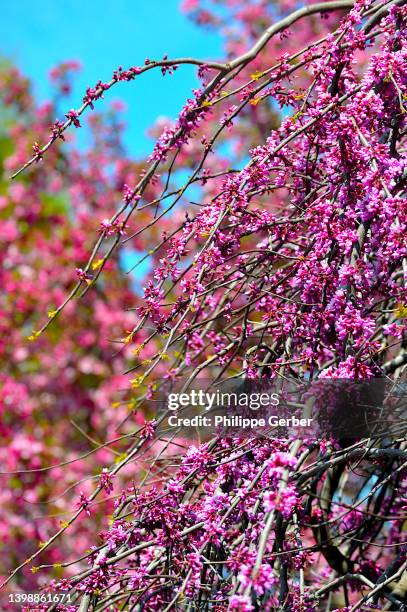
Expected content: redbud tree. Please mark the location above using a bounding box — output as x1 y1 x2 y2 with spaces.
1 0 406 610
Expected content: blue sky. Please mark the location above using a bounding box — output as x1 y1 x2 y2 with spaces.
1 0 223 157
1 1 224 289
